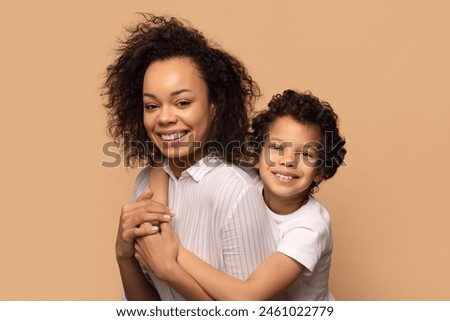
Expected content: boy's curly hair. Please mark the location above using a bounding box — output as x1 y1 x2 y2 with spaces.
102 14 260 165
250 89 347 193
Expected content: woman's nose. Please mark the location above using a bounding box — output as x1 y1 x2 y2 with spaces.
157 105 177 125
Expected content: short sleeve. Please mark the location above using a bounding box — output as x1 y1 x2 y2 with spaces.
131 167 151 202
277 218 330 276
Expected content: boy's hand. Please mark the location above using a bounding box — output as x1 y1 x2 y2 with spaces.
134 222 180 280
115 188 174 260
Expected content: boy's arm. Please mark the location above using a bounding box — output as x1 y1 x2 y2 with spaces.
138 165 213 300
138 184 304 300
177 214 330 300
116 165 172 301
135 223 213 300
178 247 304 300
116 187 173 300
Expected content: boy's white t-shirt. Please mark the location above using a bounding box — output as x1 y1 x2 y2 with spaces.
251 172 334 301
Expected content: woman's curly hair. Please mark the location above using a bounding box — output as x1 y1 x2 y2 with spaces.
250 89 347 193
102 14 260 166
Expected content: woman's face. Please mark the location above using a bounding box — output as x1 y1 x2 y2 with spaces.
142 57 215 174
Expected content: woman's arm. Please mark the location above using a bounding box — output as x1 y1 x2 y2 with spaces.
135 223 213 300
178 247 304 300
148 164 168 205
117 256 161 300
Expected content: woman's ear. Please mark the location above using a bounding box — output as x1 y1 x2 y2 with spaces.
209 103 216 117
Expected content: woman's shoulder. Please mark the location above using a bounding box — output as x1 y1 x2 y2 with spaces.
210 163 259 186
135 165 151 185
132 166 151 202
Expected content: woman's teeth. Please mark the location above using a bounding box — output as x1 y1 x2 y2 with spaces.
160 131 187 141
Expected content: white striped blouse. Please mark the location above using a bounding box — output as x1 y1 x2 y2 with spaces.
132 155 278 300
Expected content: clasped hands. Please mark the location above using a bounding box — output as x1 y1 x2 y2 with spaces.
115 188 180 279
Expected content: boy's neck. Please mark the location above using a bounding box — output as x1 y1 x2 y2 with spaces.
263 190 309 215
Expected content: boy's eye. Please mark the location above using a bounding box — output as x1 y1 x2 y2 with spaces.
268 144 282 151
298 150 320 162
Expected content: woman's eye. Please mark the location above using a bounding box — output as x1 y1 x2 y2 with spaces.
144 103 159 110
177 100 191 107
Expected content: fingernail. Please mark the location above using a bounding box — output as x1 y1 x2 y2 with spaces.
163 215 171 220
169 210 176 216
151 226 159 232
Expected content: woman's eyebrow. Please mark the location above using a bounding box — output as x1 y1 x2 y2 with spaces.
170 89 192 96
143 92 157 98
143 89 192 98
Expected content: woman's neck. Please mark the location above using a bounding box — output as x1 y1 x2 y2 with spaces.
168 148 206 179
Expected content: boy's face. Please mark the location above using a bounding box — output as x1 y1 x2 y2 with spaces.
142 57 215 169
258 116 324 207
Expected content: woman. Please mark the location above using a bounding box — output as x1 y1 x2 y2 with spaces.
102 14 277 300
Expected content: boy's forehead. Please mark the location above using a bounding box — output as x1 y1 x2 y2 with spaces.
263 138 322 149
264 122 322 146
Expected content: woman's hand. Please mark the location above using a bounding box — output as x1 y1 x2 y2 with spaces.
134 222 180 281
115 188 174 260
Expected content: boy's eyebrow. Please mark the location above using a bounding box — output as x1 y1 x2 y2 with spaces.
267 137 289 144
268 137 321 148
143 89 192 98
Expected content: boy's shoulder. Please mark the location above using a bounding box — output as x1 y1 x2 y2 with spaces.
299 196 332 227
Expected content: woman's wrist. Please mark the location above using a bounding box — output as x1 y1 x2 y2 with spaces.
116 256 136 268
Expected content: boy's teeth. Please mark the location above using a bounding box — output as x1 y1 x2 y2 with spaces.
276 173 293 180
161 132 186 141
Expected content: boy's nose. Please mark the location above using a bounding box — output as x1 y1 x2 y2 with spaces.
278 150 298 168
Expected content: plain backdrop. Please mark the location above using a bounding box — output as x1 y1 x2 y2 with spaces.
0 0 449 300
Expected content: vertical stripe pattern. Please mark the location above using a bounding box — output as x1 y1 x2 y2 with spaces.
132 155 278 300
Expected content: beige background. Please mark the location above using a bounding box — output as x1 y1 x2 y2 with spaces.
0 0 449 300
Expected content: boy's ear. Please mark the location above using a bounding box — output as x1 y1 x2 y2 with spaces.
244 143 261 169
314 168 325 184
